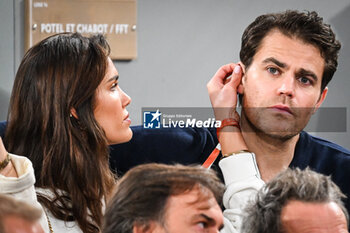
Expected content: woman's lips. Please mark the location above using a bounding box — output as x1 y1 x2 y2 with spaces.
124 113 131 123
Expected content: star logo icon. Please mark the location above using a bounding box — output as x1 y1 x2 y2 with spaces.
150 109 162 122
143 109 162 129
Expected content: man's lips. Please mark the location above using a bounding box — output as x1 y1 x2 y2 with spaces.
268 105 293 115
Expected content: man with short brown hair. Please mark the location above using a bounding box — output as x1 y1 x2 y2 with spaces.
103 163 225 233
207 10 350 224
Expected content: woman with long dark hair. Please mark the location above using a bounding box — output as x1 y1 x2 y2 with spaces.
0 33 131 232
0 33 266 233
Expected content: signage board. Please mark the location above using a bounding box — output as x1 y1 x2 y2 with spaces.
25 0 137 60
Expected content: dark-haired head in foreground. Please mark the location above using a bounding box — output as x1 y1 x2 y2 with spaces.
103 163 225 233
243 168 348 233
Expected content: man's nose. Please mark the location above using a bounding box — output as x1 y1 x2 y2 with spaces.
277 75 295 98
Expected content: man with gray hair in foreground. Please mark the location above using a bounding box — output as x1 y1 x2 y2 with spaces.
242 168 349 233
103 163 225 233
0 194 44 233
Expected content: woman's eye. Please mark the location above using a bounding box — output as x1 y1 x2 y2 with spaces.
267 67 279 75
111 82 118 89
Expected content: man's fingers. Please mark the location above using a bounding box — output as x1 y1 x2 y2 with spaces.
212 63 235 83
207 63 236 91
207 63 242 97
227 64 242 88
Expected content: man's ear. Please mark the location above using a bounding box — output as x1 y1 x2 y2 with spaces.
237 62 246 95
313 87 328 114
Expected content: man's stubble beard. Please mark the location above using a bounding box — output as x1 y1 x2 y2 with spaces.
241 107 302 142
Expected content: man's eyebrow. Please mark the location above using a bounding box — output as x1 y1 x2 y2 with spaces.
262 57 287 68
297 68 318 82
107 75 119 83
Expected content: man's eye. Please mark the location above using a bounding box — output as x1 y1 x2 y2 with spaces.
267 67 279 75
298 77 311 85
197 222 207 229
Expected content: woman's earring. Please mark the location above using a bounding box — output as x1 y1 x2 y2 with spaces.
70 113 73 118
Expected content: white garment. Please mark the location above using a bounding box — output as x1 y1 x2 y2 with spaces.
0 153 82 233
219 152 265 233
